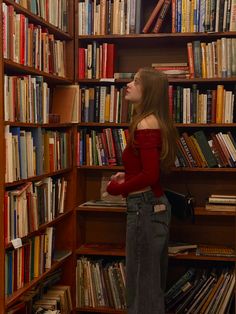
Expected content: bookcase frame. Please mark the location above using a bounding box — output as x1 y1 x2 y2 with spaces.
0 0 77 312
75 0 236 313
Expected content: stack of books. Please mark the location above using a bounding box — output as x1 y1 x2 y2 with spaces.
205 194 236 212
152 62 190 78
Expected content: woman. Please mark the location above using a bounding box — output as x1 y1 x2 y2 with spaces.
106 68 177 314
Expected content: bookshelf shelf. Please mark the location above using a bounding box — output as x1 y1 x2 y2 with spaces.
5 122 75 128
5 168 73 187
76 244 125 257
170 253 236 262
194 207 236 216
77 166 236 172
3 0 72 40
78 78 236 84
172 167 236 172
78 122 129 127
76 307 125 313
4 59 72 84
175 123 236 128
77 205 126 213
5 210 73 249
5 255 71 308
78 166 124 170
78 32 236 40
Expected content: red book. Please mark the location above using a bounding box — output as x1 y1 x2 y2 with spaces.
4 192 8 245
20 14 25 65
78 48 85 79
106 44 115 78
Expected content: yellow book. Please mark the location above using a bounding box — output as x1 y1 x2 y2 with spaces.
191 136 208 167
104 94 110 122
216 85 224 123
201 42 207 78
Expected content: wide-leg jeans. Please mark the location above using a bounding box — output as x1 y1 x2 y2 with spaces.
126 190 171 314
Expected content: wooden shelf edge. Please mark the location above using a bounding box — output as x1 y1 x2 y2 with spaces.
76 307 125 313
77 205 126 213
169 253 236 262
77 166 124 170
5 255 71 308
175 123 236 127
76 246 235 261
4 59 72 83
5 210 73 249
78 122 129 127
5 122 75 128
172 167 236 172
4 0 72 40
76 245 125 257
5 168 73 187
77 77 236 83
77 31 236 40
194 207 236 216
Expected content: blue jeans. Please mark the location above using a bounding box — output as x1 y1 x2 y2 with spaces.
126 190 171 314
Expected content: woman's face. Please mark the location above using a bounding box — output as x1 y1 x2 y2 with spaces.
125 72 143 104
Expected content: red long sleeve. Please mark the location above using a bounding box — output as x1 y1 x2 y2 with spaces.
107 129 163 197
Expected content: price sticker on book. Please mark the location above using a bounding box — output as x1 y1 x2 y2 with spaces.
11 238 22 249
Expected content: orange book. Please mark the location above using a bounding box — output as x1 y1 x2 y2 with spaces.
142 0 164 33
187 42 195 78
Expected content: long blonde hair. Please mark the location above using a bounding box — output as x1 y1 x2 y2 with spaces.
129 67 177 171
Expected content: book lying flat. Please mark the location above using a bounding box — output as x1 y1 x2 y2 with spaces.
168 243 197 255
196 246 236 257
205 203 236 211
81 200 127 207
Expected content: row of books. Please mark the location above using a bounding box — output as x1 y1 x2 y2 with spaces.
14 0 69 31
176 130 236 168
205 193 236 212
168 84 236 124
5 227 54 296
3 3 67 77
80 85 132 123
172 0 236 33
78 0 143 35
6 268 72 313
4 177 67 245
4 75 50 124
78 43 115 79
76 257 126 309
187 38 236 79
165 267 235 313
5 126 69 183
77 128 129 166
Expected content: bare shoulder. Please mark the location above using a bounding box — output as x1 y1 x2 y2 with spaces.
137 114 160 129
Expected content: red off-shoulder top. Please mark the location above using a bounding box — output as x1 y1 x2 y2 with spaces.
106 129 164 197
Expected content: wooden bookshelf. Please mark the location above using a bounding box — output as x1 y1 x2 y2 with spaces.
1 0 77 312
75 0 236 312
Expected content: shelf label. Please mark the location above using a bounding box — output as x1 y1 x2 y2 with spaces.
11 238 22 249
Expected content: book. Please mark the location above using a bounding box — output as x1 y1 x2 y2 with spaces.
142 0 165 33
153 0 171 33
205 202 236 211
168 243 197 255
196 246 236 257
51 85 80 123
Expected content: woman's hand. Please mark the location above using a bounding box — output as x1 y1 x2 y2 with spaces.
110 172 125 184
